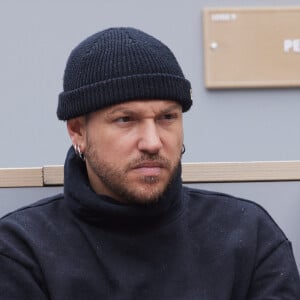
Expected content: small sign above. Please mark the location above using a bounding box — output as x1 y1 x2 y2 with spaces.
203 7 300 88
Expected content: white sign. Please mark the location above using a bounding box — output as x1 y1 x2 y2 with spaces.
284 39 300 53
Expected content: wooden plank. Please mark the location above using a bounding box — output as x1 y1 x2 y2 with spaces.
182 161 300 182
0 168 43 187
43 161 300 185
2 161 300 187
43 166 64 186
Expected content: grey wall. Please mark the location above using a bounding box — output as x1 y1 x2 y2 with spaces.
2 0 300 166
0 0 300 269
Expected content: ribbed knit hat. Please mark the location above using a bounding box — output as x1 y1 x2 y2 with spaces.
57 27 192 120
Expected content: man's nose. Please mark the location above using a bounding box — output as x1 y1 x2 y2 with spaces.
137 121 163 154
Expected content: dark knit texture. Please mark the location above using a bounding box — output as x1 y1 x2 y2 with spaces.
0 148 299 298
57 27 192 120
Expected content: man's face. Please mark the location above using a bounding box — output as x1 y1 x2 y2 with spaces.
79 100 183 205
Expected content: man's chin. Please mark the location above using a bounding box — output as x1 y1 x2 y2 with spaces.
122 180 167 205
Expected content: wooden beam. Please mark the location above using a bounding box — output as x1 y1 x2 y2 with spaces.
182 161 300 182
43 161 300 185
43 165 64 186
1 161 300 188
0 168 43 187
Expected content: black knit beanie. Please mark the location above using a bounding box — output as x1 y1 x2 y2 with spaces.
57 27 192 120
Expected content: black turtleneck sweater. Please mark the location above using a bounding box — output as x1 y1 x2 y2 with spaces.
0 148 299 299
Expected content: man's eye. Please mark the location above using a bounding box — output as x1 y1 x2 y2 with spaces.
161 113 176 120
115 116 132 123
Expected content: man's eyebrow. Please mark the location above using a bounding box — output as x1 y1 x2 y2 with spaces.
160 104 182 114
106 107 135 116
106 103 181 117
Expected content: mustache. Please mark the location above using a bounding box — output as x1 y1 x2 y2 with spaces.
127 154 172 170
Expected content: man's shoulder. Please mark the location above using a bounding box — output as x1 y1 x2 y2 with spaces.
182 186 287 240
0 194 66 270
0 193 64 224
0 194 65 250
183 185 271 214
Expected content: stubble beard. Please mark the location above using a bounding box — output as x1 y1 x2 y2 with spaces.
85 144 180 205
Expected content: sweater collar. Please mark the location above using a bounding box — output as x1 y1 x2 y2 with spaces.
63 147 183 227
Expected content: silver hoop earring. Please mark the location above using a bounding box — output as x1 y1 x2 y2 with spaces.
74 144 85 161
181 144 186 155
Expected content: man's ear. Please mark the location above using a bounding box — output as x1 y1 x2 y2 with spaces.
67 117 87 151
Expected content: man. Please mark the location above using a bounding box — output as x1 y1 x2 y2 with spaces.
0 27 299 299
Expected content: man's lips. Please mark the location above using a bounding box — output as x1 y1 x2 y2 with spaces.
131 161 165 176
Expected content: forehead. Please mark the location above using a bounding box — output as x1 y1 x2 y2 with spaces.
104 99 182 115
